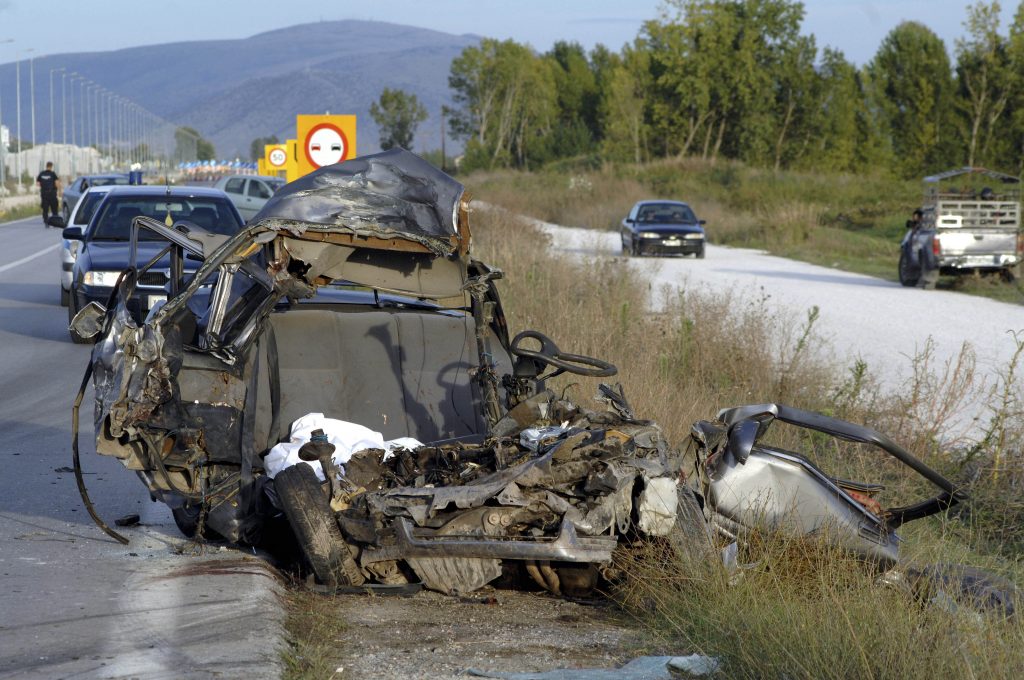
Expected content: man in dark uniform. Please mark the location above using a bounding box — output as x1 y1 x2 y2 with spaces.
36 162 61 226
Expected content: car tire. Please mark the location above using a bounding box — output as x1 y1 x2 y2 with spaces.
172 504 224 541
898 250 920 287
695 243 706 259
275 463 364 586
630 240 641 257
62 204 70 224
60 286 69 307
68 292 90 344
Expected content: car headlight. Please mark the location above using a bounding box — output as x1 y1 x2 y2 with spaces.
639 231 662 238
684 233 704 240
83 270 122 286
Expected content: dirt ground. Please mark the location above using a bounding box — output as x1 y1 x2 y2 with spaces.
327 588 653 679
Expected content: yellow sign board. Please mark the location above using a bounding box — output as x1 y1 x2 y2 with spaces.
295 115 357 178
257 158 268 176
264 143 288 173
284 139 300 183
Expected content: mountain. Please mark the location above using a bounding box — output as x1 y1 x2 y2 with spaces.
0 21 479 158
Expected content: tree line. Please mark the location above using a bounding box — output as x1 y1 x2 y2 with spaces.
445 0 1024 178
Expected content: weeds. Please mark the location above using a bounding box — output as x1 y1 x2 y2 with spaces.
282 589 347 680
469 206 1024 678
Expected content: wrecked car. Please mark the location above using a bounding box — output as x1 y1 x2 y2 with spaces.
71 149 701 595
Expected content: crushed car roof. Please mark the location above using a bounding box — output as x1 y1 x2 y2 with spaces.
250 148 466 256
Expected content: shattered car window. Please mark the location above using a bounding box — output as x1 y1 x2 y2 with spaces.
89 196 242 240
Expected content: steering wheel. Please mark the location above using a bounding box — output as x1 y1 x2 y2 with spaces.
510 330 617 378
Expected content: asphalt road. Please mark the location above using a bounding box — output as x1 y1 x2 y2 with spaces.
0 214 283 679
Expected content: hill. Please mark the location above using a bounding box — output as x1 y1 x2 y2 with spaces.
0 20 478 158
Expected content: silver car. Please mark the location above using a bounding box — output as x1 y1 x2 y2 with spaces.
212 174 284 221
59 185 114 306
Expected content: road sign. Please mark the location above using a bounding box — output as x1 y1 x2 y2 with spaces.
265 144 288 169
295 115 357 177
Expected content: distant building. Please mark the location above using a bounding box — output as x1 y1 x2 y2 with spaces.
0 124 9 150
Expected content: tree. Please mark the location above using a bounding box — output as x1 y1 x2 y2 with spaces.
868 22 955 177
249 135 280 162
448 39 557 169
174 126 215 162
956 1 1012 167
600 44 651 163
369 88 428 151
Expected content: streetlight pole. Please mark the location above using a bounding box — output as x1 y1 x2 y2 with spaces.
50 67 64 145
61 71 67 144
68 73 77 147
29 51 36 147
0 38 12 193
15 51 22 188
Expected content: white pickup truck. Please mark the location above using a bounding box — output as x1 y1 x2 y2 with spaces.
899 167 1023 288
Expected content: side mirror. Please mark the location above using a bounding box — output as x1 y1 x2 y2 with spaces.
726 419 760 465
47 215 66 229
69 301 108 341
699 219 707 225
625 218 635 225
62 226 84 240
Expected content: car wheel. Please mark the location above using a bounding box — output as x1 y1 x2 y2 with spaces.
275 463 365 586
918 250 938 290
60 286 69 307
695 243 706 259
898 250 920 287
62 204 70 224
630 240 641 257
172 504 223 541
68 292 90 344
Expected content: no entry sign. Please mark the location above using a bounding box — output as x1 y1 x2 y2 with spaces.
295 115 358 178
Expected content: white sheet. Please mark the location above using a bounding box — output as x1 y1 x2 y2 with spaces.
264 412 422 481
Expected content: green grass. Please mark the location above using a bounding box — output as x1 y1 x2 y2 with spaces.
467 158 1024 304
0 202 43 223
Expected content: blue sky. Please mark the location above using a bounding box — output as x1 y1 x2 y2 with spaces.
0 0 1015 66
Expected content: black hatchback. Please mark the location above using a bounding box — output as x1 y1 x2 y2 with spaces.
620 200 706 258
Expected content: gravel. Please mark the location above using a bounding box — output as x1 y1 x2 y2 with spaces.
327 589 644 680
538 221 1024 439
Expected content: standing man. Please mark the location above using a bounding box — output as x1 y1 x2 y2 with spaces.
36 161 61 226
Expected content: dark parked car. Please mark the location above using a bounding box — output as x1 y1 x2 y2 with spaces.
63 185 244 342
61 174 132 223
69 150 700 595
621 200 706 257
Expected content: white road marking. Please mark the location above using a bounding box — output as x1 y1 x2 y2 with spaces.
0 215 39 228
0 243 60 275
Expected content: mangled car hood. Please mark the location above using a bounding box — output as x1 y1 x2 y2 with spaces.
250 148 465 256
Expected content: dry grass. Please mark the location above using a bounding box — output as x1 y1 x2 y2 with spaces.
282 589 347 680
469 205 1024 679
